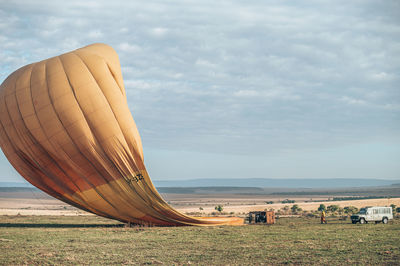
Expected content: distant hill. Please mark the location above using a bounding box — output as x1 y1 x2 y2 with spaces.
153 178 400 188
0 187 37 192
0 182 33 187
157 186 264 194
1 185 399 197
1 178 399 190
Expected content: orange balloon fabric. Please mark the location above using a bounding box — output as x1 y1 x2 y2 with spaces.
0 43 243 226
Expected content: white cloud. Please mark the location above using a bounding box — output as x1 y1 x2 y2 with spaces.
118 42 141 53
195 58 216 68
88 30 103 38
234 90 259 97
340 96 367 106
150 27 168 38
119 27 129 33
382 104 400 111
61 37 81 50
370 72 392 81
0 0 399 157
234 89 301 101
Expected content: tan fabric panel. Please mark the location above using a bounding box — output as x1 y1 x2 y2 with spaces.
0 43 243 226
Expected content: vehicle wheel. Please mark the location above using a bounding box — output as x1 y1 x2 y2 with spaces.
382 218 388 224
360 218 365 224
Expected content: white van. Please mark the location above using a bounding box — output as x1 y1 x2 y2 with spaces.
351 207 393 224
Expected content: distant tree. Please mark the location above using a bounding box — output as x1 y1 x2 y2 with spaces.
344 206 358 215
318 204 326 212
291 204 301 214
265 201 274 204
327 205 339 213
390 204 396 213
280 206 289 214
199 207 203 211
282 199 295 204
215 205 224 213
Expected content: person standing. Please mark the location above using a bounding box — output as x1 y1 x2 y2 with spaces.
321 210 327 224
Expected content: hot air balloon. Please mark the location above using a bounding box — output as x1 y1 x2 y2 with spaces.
0 43 243 226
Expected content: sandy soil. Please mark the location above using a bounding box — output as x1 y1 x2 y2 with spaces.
0 194 399 216
178 197 400 214
0 198 91 216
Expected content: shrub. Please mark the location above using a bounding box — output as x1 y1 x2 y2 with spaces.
291 204 302 214
344 206 358 214
215 205 224 213
282 199 295 204
327 205 339 213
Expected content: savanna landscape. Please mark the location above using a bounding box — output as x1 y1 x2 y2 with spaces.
1 0 399 265
0 215 399 265
1 186 399 265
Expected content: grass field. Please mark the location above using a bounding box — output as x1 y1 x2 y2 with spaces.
0 215 399 265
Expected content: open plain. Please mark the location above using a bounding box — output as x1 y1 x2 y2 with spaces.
0 215 399 265
1 187 400 264
1 187 399 216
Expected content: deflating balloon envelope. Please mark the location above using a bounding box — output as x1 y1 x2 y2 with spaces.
0 43 243 226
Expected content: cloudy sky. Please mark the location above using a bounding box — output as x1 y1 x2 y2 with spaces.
0 0 399 182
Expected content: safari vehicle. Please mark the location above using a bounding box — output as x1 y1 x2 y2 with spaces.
351 207 393 224
247 211 275 224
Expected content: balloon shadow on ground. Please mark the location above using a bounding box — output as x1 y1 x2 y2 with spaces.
0 223 125 228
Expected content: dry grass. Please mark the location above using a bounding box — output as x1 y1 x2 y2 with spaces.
0 215 399 265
